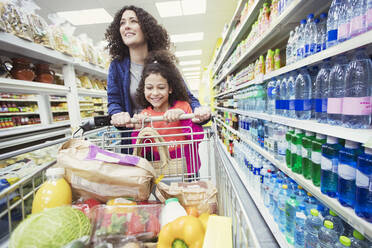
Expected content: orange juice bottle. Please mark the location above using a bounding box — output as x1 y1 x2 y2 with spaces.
32 168 72 214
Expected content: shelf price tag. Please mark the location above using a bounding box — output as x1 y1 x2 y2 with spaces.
255 74 264 84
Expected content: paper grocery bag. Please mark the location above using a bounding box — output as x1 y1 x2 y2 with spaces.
57 138 156 202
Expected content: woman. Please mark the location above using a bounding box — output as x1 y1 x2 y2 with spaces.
105 5 210 128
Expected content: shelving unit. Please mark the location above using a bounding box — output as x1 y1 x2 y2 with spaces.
0 112 39 116
0 98 38 102
0 121 70 138
216 118 372 240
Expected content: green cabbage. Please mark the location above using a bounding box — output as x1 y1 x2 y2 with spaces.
9 206 91 248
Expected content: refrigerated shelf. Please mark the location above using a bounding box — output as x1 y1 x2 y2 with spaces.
0 121 70 138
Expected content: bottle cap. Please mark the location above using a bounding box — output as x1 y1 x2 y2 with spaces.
353 230 365 240
307 192 313 197
327 136 338 144
364 147 372 155
298 185 303 189
310 209 319 216
316 133 326 140
329 209 337 216
301 19 307 25
324 220 334 229
295 128 303 134
314 18 320 24
305 131 314 137
308 13 314 19
320 13 327 19
339 236 351 247
345 140 359 149
282 184 288 189
45 167 65 177
165 198 179 204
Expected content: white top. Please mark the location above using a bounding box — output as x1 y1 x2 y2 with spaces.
327 136 338 144
316 133 326 140
305 131 314 137
344 140 359 149
364 147 372 155
45 167 65 177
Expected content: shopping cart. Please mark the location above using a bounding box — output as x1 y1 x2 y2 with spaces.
0 115 256 248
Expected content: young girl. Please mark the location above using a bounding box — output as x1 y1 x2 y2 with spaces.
132 50 204 175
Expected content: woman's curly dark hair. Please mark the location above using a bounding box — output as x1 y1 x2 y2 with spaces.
136 50 190 109
105 5 170 61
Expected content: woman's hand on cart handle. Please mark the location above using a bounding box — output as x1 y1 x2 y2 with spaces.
193 106 211 123
110 112 134 128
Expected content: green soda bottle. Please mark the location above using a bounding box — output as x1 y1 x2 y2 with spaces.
291 129 305 174
274 48 281 70
286 127 294 168
302 131 316 179
311 133 326 186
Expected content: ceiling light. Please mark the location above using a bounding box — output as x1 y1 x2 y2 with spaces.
182 67 200 71
155 1 182 17
180 60 201 66
175 49 202 57
171 32 204 43
181 0 206 15
57 8 112 25
185 76 200 80
184 71 200 76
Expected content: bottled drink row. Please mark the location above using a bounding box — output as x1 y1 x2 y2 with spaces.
233 140 371 247
235 116 372 223
235 48 372 129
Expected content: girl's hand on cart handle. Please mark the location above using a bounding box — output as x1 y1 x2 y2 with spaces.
110 112 133 128
163 108 185 123
193 106 211 123
132 113 148 129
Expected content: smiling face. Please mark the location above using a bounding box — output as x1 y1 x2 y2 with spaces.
144 73 172 112
120 10 146 48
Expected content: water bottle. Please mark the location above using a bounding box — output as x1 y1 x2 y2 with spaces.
318 13 328 51
286 71 296 118
302 131 316 179
304 14 317 57
268 174 278 212
276 125 288 162
321 136 343 198
318 220 339 248
336 236 352 247
286 128 295 167
285 194 299 244
324 209 345 235
304 209 322 248
327 0 342 48
304 192 318 215
338 0 351 42
272 178 283 218
291 129 305 173
311 133 327 187
297 19 307 61
355 147 372 222
292 26 299 63
286 31 294 65
342 48 372 129
293 205 307 248
280 76 288 116
350 229 369 248
314 59 332 123
327 55 348 126
278 184 290 232
295 68 312 120
263 169 273 207
338 140 361 208
349 0 367 38
267 79 278 115
368 0 372 31
295 185 306 207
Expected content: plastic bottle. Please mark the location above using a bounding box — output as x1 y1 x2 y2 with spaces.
295 68 312 120
368 0 372 31
311 133 327 186
297 19 307 61
31 168 72 214
327 0 342 48
318 13 328 51
304 192 318 215
295 185 306 207
285 194 299 244
263 169 273 207
321 136 343 198
318 220 339 248
355 147 372 222
338 140 361 208
350 229 369 248
274 48 281 70
304 14 317 58
302 131 316 179
327 55 348 126
291 129 305 174
349 0 367 37
159 198 187 227
273 178 283 219
338 0 351 42
304 209 323 248
292 26 299 63
286 31 294 65
342 48 372 129
279 76 288 116
336 236 352 247
286 128 295 168
278 184 290 232
266 49 274 74
324 210 345 235
293 205 307 248
286 71 296 118
267 79 278 115
275 124 288 162
314 59 332 123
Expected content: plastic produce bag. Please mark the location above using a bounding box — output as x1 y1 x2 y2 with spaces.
48 13 75 55
56 138 157 202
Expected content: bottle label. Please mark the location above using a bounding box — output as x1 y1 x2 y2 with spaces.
327 29 338 42
367 9 372 26
315 98 327 113
297 145 302 156
311 151 321 164
342 97 372 115
278 142 287 156
321 156 332 170
316 43 322 53
305 44 310 56
288 99 295 110
291 145 297 154
276 99 282 110
268 87 276 97
302 148 308 158
322 42 327 51
338 163 356 180
310 43 316 54
350 15 365 34
327 97 343 114
295 99 312 111
356 170 370 188
338 22 350 39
